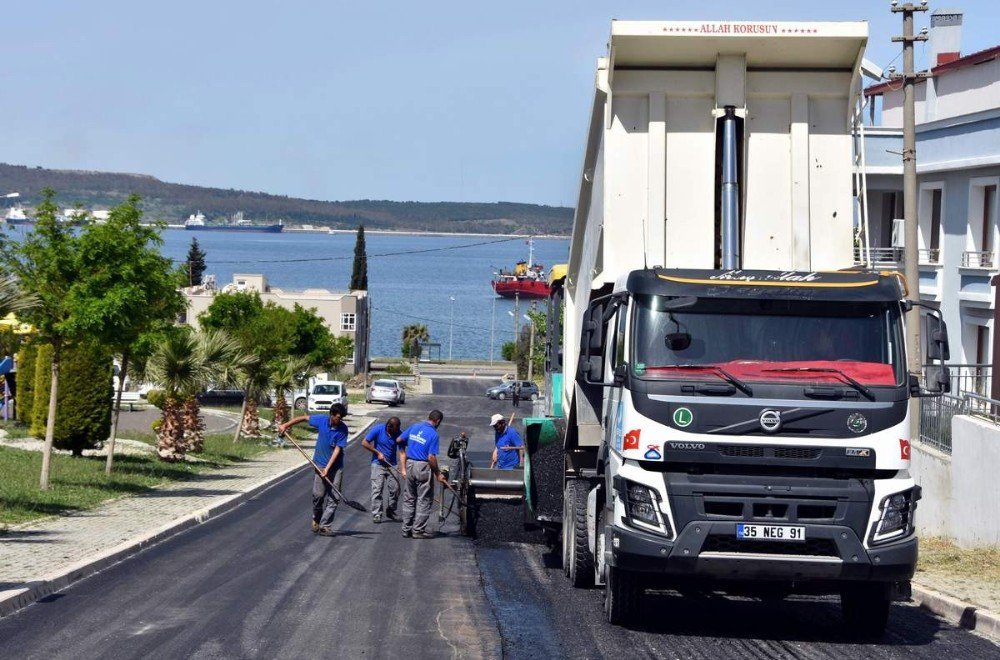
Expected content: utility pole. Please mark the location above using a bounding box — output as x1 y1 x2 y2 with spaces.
490 293 496 366
527 303 537 381
891 1 929 439
513 292 520 374
448 296 455 361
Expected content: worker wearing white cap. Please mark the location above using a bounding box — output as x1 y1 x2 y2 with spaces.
489 413 523 470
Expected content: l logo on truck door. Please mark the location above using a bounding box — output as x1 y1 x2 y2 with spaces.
759 409 782 433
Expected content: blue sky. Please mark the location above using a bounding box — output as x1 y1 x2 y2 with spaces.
1 1 996 206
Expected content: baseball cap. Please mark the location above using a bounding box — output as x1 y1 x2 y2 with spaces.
489 414 505 427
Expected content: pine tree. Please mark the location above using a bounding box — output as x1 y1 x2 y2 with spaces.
349 225 368 291
185 237 207 286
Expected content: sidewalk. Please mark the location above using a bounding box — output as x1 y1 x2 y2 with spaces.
911 537 1000 638
0 416 375 617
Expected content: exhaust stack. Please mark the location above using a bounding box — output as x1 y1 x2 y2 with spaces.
720 105 741 269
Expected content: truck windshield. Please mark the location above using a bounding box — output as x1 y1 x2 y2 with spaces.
631 295 904 386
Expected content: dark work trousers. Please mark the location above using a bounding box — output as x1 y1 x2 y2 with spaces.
400 460 433 534
312 468 343 528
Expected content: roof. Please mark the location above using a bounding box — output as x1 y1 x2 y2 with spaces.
624 269 905 303
609 20 867 70
865 44 1000 97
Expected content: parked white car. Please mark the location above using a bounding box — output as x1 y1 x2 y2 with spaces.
306 381 349 414
367 379 405 406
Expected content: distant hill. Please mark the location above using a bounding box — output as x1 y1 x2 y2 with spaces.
0 163 573 235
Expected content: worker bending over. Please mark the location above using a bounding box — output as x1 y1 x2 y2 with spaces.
398 410 447 539
489 413 523 469
279 403 349 537
361 416 405 523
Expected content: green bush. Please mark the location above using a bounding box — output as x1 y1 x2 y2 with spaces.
53 341 113 456
31 344 54 438
385 362 412 375
145 389 167 409
15 344 36 425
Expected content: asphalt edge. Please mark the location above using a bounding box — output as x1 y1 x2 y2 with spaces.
912 583 1000 641
0 417 377 619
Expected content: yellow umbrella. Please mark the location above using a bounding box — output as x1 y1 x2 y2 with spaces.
0 313 36 335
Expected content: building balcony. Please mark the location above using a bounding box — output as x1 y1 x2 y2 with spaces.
961 251 995 269
853 246 941 267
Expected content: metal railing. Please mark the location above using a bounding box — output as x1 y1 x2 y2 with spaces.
961 251 995 269
919 394 964 453
945 364 992 398
964 392 1000 425
853 246 903 266
918 248 941 264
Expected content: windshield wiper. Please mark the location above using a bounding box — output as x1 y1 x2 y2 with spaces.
762 367 875 401
669 365 753 397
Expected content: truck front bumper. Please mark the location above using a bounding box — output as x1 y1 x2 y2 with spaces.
608 521 916 582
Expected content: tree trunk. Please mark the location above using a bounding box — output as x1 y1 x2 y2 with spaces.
183 395 205 453
243 398 260 438
233 391 249 443
156 396 185 462
105 350 129 475
39 343 60 490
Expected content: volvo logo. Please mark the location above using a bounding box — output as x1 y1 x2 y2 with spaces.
759 409 782 433
667 442 706 451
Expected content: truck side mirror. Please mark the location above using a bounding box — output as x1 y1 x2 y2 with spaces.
578 301 607 384
924 315 950 361
613 363 627 386
924 364 951 394
578 354 604 382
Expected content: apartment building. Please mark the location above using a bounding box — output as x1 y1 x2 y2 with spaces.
861 8 1000 366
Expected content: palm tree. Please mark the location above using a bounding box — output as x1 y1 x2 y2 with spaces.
270 357 312 427
146 332 201 462
0 275 36 318
185 330 245 453
232 353 269 443
402 324 430 360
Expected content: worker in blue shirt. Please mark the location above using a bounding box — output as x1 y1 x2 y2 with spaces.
361 416 405 523
279 403 349 537
398 409 447 539
489 413 523 470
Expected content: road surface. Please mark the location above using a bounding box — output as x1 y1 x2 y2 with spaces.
1 377 997 659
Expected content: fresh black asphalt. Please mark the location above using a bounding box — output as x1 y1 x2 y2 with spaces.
1 377 997 658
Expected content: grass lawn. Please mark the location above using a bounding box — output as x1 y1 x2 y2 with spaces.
918 536 1000 583
0 433 275 528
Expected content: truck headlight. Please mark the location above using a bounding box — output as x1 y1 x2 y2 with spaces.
623 480 673 539
870 487 920 545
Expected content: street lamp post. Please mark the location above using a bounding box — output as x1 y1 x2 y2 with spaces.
448 296 455 361
490 293 496 366
523 310 535 381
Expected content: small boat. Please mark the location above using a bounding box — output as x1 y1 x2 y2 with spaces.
184 211 283 233
4 205 32 225
491 238 551 299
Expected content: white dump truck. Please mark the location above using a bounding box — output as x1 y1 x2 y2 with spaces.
528 20 951 637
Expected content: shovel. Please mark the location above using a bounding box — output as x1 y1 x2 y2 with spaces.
279 430 368 512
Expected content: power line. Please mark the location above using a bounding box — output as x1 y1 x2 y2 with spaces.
372 305 491 333
177 235 525 265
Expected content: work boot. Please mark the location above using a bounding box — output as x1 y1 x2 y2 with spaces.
385 510 401 522
316 527 335 537
311 521 320 533
412 531 435 539
401 530 412 538
373 515 382 524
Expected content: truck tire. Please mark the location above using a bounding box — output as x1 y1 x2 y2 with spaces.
604 564 641 625
564 480 594 588
841 583 891 639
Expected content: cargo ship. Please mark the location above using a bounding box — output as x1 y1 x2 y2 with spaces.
184 211 283 233
491 238 550 299
4 205 31 225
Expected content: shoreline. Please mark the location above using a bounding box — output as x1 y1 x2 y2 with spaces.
163 226 569 239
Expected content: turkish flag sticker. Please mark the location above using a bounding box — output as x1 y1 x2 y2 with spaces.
900 439 911 460
623 430 641 451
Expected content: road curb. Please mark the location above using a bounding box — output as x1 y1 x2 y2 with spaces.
0 417 377 619
912 582 1000 640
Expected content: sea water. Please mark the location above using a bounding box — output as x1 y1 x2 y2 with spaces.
159 229 569 361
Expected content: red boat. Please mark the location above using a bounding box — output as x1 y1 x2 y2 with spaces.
491 239 551 299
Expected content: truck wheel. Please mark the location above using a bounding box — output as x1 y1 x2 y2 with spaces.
841 583 891 639
564 480 594 588
293 398 307 410
604 564 641 625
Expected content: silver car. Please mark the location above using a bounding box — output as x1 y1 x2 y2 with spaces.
367 379 405 406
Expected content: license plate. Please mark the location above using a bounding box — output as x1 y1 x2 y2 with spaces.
736 524 806 541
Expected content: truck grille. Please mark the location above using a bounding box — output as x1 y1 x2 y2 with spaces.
717 445 821 460
719 445 765 458
702 534 839 557
774 447 822 460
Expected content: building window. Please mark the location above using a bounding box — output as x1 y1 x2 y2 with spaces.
965 181 998 268
918 184 944 264
341 313 356 331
